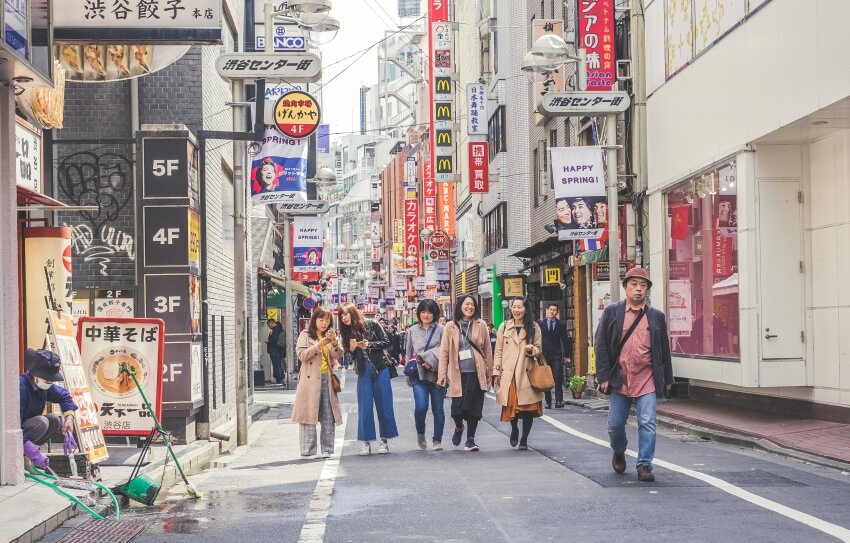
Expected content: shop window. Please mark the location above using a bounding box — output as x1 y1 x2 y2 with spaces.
484 203 507 256
666 166 739 359
488 106 506 161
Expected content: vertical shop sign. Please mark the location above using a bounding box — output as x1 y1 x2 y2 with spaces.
404 199 419 271
77 318 164 436
467 83 487 135
404 156 417 189
423 161 437 232
578 0 616 90
48 311 109 463
15 117 41 192
432 21 455 182
532 20 566 107
438 181 456 236
468 142 489 193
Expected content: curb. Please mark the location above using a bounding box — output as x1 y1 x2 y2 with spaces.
562 398 850 473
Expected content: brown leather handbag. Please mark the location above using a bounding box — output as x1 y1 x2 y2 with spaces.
527 355 555 392
330 373 342 394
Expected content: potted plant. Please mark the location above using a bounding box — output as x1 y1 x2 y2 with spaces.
568 375 587 399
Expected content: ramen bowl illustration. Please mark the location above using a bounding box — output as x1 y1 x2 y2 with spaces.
90 347 149 398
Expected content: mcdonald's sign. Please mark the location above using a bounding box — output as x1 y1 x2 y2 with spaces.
435 102 452 121
435 77 451 94
436 157 453 174
436 130 452 146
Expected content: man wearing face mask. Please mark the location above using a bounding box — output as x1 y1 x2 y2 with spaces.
19 348 77 469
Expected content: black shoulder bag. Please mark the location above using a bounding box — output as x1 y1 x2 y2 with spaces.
597 308 646 391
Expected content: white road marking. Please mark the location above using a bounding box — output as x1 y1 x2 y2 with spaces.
541 415 850 542
297 413 348 543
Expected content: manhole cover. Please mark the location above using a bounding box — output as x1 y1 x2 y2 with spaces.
57 518 146 543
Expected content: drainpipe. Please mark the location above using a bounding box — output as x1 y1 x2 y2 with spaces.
630 0 648 265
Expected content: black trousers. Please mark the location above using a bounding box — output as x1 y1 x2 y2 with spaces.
544 353 565 405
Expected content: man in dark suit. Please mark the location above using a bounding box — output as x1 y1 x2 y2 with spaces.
594 267 673 482
538 303 572 408
266 319 286 386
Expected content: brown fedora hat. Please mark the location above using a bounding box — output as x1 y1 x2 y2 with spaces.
622 266 652 288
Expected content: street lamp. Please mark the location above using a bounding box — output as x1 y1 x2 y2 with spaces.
522 35 587 91
287 0 332 14
313 166 337 186
419 227 434 243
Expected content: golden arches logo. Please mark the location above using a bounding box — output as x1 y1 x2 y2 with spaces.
435 104 452 120
436 131 452 145
437 158 453 172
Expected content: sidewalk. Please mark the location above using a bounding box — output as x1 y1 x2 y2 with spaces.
565 396 850 470
1 402 272 543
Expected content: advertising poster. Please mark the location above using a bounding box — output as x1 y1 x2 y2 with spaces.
292 216 324 272
591 281 626 338
77 317 164 436
550 146 607 241
25 227 73 349
250 126 308 205
48 311 109 463
668 279 693 337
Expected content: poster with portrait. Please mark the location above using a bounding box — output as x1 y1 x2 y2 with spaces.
550 146 607 240
77 317 164 436
292 216 324 272
668 280 693 337
250 126 308 205
48 311 109 463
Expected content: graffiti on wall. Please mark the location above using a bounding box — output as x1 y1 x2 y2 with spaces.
58 151 135 276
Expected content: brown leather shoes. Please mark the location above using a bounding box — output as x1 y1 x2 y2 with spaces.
612 452 626 474
637 464 655 482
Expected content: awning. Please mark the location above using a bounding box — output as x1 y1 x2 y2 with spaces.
511 236 567 259
712 273 738 296
258 268 313 297
16 186 98 212
576 248 609 266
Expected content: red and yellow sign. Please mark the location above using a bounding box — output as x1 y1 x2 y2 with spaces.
273 90 321 139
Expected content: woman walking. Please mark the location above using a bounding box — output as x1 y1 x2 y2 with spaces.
292 307 343 458
437 295 493 452
493 297 544 451
339 303 399 456
405 299 446 451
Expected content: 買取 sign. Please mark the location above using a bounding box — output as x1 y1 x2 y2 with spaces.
54 0 222 44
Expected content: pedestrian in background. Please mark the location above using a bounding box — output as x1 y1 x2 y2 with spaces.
405 299 446 451
594 267 673 482
538 303 572 408
388 324 402 365
292 307 343 459
340 303 399 456
266 318 286 386
487 322 497 353
437 295 493 452
493 298 544 451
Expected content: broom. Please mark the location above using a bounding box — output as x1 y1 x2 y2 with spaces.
118 363 202 499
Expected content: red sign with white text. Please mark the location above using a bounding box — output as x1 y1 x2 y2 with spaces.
404 199 419 270
468 142 489 193
428 0 448 22
423 161 437 232
578 0 616 90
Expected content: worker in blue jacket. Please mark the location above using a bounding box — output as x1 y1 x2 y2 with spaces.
19 348 77 469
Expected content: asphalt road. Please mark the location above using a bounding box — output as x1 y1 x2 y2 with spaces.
120 371 850 543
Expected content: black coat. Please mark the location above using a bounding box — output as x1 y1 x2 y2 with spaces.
593 301 674 398
346 320 392 370
537 318 572 360
267 323 284 355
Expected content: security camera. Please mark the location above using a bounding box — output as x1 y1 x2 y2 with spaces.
559 282 567 291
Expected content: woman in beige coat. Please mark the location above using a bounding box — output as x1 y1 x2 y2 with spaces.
493 297 543 451
437 295 493 452
292 307 343 458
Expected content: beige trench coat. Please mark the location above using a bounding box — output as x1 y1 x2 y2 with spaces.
437 319 493 398
291 331 343 426
493 321 544 406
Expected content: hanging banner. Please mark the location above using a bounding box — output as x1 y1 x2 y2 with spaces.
533 20 566 108
468 142 489 193
251 126 308 205
292 216 324 272
77 317 165 436
404 199 419 271
578 0 616 91
48 311 109 464
25 227 73 349
467 83 487 136
550 146 606 240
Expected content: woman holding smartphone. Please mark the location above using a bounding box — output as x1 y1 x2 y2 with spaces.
437 295 493 452
339 303 399 456
292 307 343 458
492 297 544 450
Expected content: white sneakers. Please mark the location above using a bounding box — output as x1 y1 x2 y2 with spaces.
377 441 390 454
432 441 443 451
359 442 371 456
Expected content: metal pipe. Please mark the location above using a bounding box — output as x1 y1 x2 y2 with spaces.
630 0 649 264
233 77 249 447
606 113 620 303
282 213 294 386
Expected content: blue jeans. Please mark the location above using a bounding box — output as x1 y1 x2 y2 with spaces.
357 362 399 442
412 376 446 442
270 351 285 384
607 391 657 467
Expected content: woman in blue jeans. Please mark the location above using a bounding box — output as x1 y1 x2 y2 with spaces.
339 303 399 456
405 299 446 451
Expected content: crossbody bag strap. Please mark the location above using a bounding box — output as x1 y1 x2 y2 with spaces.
422 326 437 352
461 322 485 358
610 308 646 371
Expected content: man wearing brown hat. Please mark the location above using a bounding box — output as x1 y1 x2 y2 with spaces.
19 348 77 469
594 267 673 482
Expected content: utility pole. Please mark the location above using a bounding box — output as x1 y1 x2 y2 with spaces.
233 77 249 447
606 112 620 303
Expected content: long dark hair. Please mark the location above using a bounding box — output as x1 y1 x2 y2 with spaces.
338 303 366 352
453 295 480 324
306 306 333 340
509 297 536 344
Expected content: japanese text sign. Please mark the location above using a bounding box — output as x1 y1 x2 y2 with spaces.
538 91 630 116
15 117 41 192
216 52 321 81
48 311 109 463
468 142 489 193
428 0 448 21
533 20 566 108
550 146 607 240
273 90 321 139
77 317 165 436
467 83 487 136
404 199 419 270
578 0 616 90
438 181 455 236
423 162 437 231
